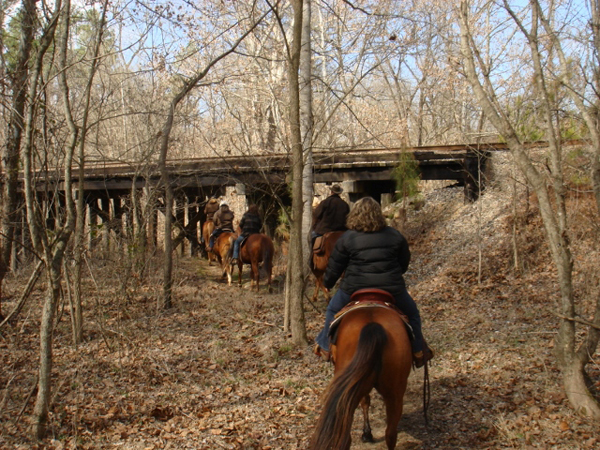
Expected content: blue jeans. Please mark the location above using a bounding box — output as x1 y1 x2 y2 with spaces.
232 234 244 259
315 287 424 353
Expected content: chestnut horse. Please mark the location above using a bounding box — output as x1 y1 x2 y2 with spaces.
235 233 274 293
202 220 215 265
211 232 235 285
310 289 412 450
310 231 345 303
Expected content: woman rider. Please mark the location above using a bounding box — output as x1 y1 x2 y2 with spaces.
314 196 434 368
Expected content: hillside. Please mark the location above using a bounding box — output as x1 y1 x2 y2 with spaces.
1 153 600 448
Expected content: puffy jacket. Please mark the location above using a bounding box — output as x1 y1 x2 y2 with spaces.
240 212 262 236
323 227 411 297
313 194 350 235
214 208 235 231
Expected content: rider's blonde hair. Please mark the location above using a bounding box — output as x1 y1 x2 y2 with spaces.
346 197 387 232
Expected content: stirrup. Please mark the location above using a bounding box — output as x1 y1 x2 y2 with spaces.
413 346 435 369
313 343 330 362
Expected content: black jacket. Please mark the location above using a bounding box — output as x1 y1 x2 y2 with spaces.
323 226 411 297
313 194 350 235
239 212 262 237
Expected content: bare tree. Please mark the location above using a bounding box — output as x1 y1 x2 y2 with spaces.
20 0 68 437
286 0 308 345
458 0 600 418
300 0 314 286
150 3 271 308
0 0 36 318
68 0 110 345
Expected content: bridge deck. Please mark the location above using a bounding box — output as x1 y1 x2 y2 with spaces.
27 142 515 192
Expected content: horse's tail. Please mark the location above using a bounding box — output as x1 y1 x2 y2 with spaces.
309 322 387 449
262 236 273 275
227 234 235 258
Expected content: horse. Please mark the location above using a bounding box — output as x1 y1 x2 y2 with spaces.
202 220 215 265
309 289 413 450
211 231 235 285
310 231 345 303
235 233 274 293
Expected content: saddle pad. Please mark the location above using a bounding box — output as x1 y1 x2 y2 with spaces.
328 300 414 344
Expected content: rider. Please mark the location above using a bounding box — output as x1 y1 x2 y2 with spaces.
204 197 220 222
311 184 350 250
208 201 235 251
202 197 220 244
231 204 263 265
313 196 434 368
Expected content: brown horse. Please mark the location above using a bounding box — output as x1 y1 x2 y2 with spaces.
310 231 345 303
235 233 274 293
202 220 215 265
309 289 413 450
211 231 235 285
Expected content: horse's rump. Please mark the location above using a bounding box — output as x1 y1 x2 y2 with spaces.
330 297 412 352
213 232 235 285
202 221 216 262
310 231 345 303
202 220 214 239
238 233 274 292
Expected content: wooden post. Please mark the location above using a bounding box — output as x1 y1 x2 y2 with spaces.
100 196 110 252
87 197 98 250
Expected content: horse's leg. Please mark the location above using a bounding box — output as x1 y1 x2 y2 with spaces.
382 393 405 450
226 260 233 286
237 260 243 286
312 276 323 303
252 261 259 291
207 236 214 266
360 394 374 443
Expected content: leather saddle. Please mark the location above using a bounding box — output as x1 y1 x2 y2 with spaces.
329 288 414 343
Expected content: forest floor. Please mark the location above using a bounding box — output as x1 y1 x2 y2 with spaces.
2 165 600 448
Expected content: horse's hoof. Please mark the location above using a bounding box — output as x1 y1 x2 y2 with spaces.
361 432 374 443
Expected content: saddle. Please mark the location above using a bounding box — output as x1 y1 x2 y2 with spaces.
239 231 260 250
313 232 336 255
328 289 414 344
214 227 234 238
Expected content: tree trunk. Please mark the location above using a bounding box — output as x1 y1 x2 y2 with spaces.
300 0 314 278
0 0 37 316
71 0 109 343
32 263 61 439
288 0 308 346
25 0 73 437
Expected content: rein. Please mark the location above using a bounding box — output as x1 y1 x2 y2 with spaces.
423 360 431 426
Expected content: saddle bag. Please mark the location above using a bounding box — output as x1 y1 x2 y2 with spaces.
313 235 325 255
